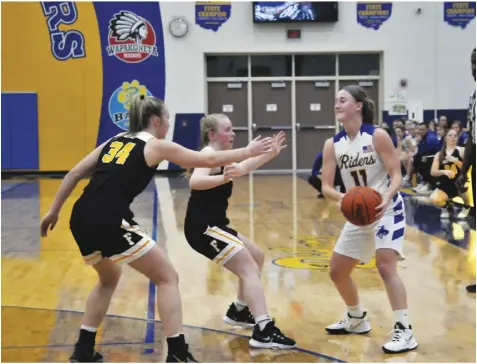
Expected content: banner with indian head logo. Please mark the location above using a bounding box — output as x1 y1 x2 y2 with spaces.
94 2 166 145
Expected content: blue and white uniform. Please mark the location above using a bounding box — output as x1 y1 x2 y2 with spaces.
332 124 405 263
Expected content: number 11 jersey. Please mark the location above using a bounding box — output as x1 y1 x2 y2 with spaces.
333 123 389 196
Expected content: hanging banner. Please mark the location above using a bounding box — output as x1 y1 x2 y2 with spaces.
94 2 166 144
356 2 392 30
444 2 476 29
195 1 231 32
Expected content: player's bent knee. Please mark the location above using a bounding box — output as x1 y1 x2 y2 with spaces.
376 251 398 281
254 248 265 270
225 249 260 280
94 260 122 288
329 266 346 283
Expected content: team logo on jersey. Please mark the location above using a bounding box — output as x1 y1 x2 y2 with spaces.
376 225 389 239
108 80 153 131
339 152 376 169
106 11 158 63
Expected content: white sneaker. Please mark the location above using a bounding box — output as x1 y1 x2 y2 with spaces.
417 184 432 195
382 322 418 354
412 183 425 193
441 209 451 219
325 311 371 334
457 208 470 219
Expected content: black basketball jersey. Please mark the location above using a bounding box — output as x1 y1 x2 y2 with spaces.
439 148 462 178
185 167 233 226
78 131 157 217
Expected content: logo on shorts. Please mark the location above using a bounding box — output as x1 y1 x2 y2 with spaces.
376 225 389 239
106 11 158 63
108 80 153 130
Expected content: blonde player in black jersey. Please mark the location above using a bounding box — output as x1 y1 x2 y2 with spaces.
184 114 296 350
39 96 274 363
430 129 465 219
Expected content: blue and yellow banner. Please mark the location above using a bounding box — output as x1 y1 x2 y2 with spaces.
93 2 166 145
444 2 476 29
195 2 231 32
356 2 392 30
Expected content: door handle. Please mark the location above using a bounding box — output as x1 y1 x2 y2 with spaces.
296 124 335 131
252 123 293 132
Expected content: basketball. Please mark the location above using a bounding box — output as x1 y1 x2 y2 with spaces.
341 186 382 226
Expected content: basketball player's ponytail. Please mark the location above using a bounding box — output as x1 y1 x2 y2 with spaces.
184 114 225 179
362 98 376 125
129 94 166 133
342 85 375 125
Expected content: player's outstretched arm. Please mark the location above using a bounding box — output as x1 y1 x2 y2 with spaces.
223 131 287 178
321 138 343 202
188 146 231 190
147 136 273 169
40 140 109 237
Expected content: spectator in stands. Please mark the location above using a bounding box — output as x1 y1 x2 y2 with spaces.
402 122 419 186
395 126 412 180
438 115 449 130
428 120 437 135
308 152 345 198
451 120 469 146
412 122 442 194
436 124 446 145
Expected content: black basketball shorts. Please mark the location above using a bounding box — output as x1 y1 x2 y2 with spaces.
184 224 245 265
436 178 459 199
70 216 156 266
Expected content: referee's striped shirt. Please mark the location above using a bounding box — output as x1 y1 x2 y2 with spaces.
468 90 476 144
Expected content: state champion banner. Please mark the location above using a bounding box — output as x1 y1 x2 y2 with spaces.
357 2 393 30
195 1 231 32
444 2 476 29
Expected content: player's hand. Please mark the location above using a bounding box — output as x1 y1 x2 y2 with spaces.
375 193 391 220
270 131 287 156
455 173 469 193
40 211 59 237
445 170 456 179
224 163 245 179
246 135 274 157
337 193 345 210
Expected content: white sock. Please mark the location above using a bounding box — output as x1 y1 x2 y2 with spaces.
80 325 97 332
394 309 409 328
255 314 271 331
168 332 184 338
347 304 363 318
235 299 247 312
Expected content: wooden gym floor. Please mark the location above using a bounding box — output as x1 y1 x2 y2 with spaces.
2 174 475 362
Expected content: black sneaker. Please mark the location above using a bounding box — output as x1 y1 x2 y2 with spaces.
166 344 199 362
223 303 255 329
249 321 296 349
69 347 103 362
466 284 476 293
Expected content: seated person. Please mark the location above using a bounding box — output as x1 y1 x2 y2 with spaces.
308 152 345 198
412 122 442 194
429 129 469 219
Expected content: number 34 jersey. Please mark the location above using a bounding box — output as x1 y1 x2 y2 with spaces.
333 124 390 196
79 131 158 220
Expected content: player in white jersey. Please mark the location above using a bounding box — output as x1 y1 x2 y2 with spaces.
321 85 418 354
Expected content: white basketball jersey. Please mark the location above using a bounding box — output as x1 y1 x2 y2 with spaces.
333 124 389 196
